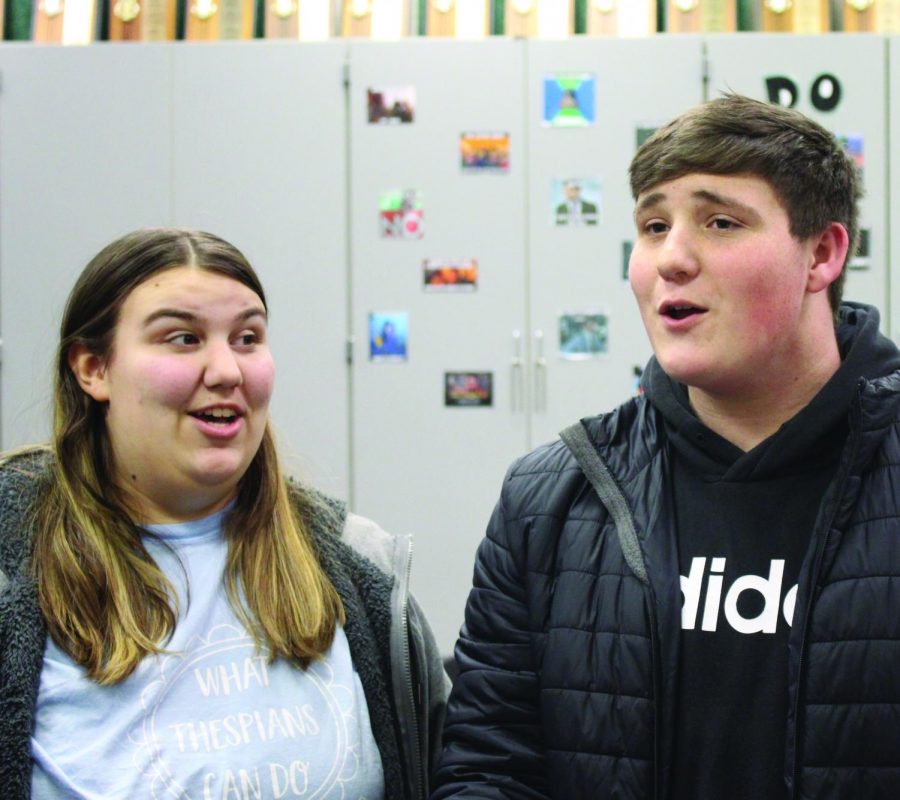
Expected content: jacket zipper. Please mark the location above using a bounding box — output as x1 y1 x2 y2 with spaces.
647 587 663 800
788 385 863 797
400 537 425 799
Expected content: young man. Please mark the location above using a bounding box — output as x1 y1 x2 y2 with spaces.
431 94 900 799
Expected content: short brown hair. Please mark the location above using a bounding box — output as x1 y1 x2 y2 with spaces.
629 93 862 312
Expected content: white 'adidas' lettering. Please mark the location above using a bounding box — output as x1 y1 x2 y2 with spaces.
680 557 798 634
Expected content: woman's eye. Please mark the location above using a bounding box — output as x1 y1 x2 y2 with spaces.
235 332 261 347
168 333 199 346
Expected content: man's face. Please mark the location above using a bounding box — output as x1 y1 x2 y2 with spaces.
628 172 820 398
564 182 581 201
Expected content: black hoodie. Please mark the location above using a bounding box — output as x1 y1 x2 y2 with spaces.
644 304 900 800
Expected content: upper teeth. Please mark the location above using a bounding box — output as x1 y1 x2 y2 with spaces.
205 409 236 418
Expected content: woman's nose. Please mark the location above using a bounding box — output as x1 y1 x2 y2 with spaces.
203 341 243 388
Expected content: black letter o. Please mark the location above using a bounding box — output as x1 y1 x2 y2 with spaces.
811 73 842 112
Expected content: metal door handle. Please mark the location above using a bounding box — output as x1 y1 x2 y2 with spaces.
533 329 546 413
511 329 524 413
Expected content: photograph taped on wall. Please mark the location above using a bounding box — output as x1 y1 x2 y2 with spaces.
633 364 645 396
552 178 601 226
542 73 596 127
369 311 409 361
635 124 659 149
367 86 415 124
835 132 864 183
559 311 609 359
622 241 634 281
379 189 424 239
460 132 510 172
445 371 493 407
423 258 478 292
849 228 871 271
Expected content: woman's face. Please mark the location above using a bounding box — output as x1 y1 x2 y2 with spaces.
70 266 275 523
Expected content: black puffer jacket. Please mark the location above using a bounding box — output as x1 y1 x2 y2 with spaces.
433 363 900 799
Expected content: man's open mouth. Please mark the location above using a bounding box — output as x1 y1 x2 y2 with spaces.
663 304 705 320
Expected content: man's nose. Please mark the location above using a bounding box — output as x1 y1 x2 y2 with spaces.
657 225 700 282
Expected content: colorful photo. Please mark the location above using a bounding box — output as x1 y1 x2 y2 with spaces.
460 132 510 172
552 178 601 226
445 372 493 407
849 228 870 271
379 189 424 239
369 311 408 361
543 73 596 127
559 312 608 359
367 86 415 124
423 258 478 292
836 132 863 181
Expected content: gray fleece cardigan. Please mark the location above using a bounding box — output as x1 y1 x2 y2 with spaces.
0 452 448 800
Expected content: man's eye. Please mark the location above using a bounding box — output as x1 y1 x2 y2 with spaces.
711 217 737 230
645 221 668 235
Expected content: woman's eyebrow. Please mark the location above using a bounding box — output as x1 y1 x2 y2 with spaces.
142 309 198 327
142 307 267 328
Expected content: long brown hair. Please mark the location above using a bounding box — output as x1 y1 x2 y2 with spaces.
31 228 344 684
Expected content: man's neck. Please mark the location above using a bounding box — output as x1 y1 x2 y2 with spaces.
687 345 842 452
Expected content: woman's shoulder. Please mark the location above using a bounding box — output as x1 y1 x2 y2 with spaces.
340 512 405 578
0 445 51 501
288 480 404 580
0 446 51 575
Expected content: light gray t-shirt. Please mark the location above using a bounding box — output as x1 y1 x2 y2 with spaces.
31 506 385 799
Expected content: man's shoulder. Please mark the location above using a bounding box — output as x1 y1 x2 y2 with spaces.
507 436 580 482
500 396 654 512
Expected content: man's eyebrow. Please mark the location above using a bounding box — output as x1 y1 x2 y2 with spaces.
142 307 267 327
634 188 761 220
691 189 758 219
634 191 666 216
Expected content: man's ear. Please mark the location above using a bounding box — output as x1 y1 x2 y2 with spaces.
67 343 110 402
807 222 849 295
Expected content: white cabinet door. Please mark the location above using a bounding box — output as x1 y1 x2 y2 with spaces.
889 37 900 344
527 36 705 447
349 39 528 654
705 33 888 326
171 42 351 499
0 44 173 448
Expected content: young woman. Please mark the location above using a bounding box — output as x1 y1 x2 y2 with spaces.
0 228 446 800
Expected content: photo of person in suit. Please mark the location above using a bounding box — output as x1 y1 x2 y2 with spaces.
554 178 600 226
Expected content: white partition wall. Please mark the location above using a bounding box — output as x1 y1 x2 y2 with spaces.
526 36 704 447
171 42 351 498
890 37 900 345
0 43 351 499
0 44 174 448
705 34 888 323
348 39 529 653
